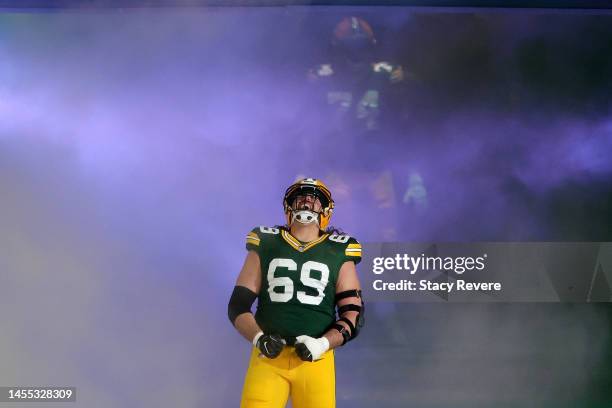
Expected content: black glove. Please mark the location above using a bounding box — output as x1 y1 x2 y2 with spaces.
295 342 313 362
253 332 284 359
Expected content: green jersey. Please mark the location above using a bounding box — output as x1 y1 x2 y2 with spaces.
245 226 362 339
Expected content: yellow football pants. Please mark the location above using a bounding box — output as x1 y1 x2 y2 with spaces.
240 346 336 408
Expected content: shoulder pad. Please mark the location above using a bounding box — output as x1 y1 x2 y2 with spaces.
245 227 261 250
328 234 362 263
246 226 281 252
344 237 362 262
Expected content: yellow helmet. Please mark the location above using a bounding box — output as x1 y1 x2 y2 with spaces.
283 178 334 230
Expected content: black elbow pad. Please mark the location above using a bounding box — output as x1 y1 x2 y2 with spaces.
228 285 257 325
332 289 365 345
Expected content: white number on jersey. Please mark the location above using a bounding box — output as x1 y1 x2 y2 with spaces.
259 226 280 234
297 261 329 305
267 258 296 303
267 258 329 306
328 233 350 243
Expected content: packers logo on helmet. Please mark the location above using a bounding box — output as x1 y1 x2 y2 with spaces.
283 178 334 230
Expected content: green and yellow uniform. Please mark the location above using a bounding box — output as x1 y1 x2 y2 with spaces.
241 225 361 408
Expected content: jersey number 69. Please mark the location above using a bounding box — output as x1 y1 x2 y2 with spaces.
267 258 329 306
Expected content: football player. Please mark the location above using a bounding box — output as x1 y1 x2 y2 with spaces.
228 178 364 408
307 16 404 132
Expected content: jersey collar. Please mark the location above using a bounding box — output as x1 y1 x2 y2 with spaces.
281 230 329 253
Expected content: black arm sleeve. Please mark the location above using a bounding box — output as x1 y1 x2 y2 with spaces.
228 285 258 325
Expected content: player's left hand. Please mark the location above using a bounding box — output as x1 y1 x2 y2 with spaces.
294 335 330 362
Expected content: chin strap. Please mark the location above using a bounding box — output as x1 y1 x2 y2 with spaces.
290 209 320 227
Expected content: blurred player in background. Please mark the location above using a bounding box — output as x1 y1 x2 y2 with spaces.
308 16 404 133
304 17 409 241
228 178 364 408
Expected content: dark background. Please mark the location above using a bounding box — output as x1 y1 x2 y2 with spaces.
0 5 611 407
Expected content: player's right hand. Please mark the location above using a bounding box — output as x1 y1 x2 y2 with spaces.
253 332 284 359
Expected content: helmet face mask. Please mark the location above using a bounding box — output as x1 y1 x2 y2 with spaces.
289 194 323 227
283 179 334 231
291 194 323 213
